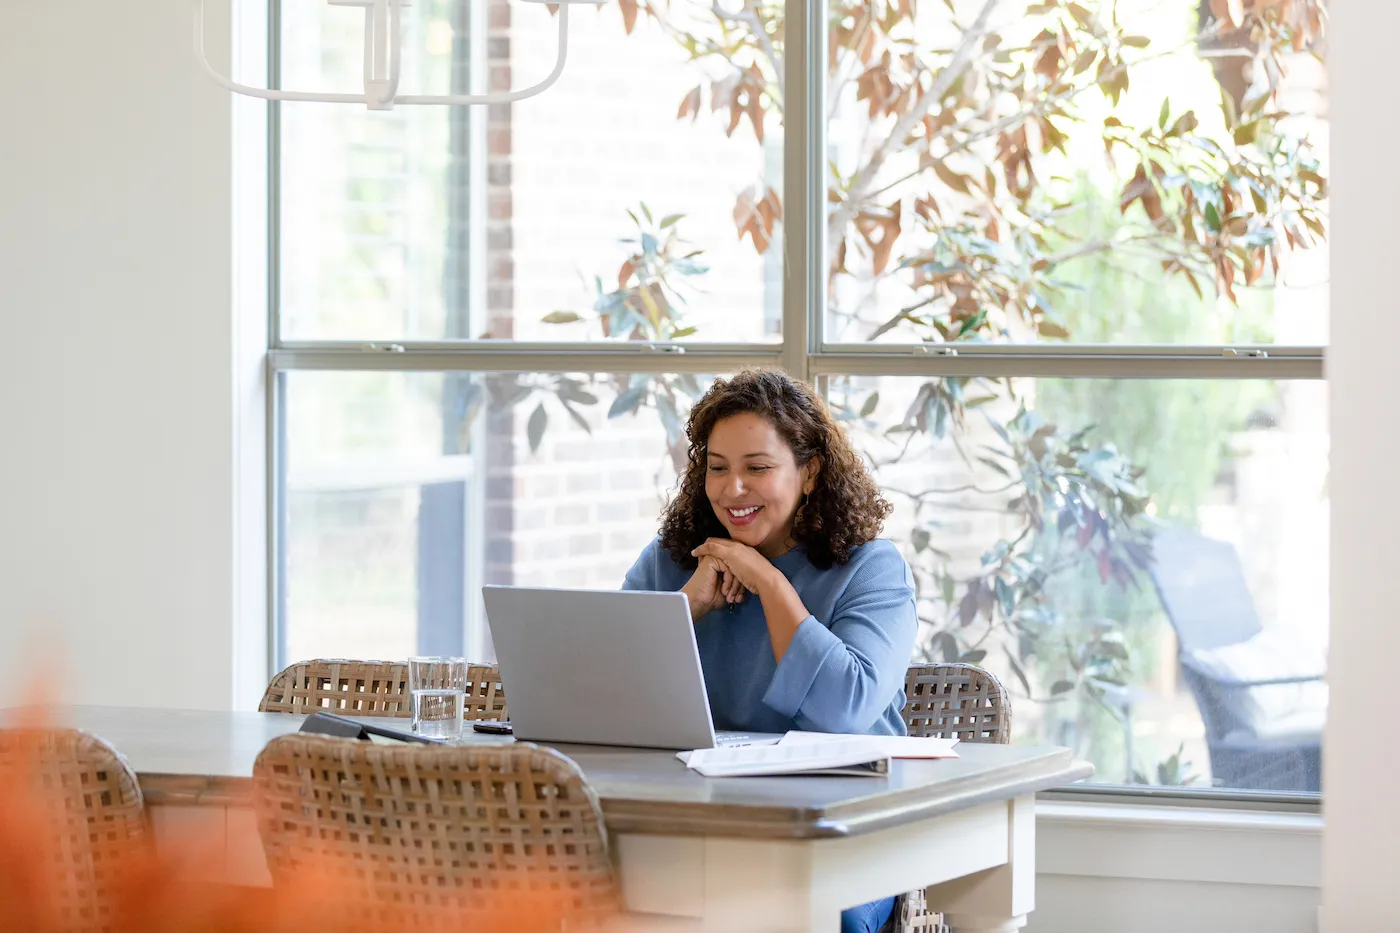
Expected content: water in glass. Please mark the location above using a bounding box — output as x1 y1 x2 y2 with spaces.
412 687 465 739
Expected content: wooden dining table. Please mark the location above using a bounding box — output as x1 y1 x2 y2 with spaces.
26 706 1091 932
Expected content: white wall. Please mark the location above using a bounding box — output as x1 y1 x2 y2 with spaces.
1323 0 1400 929
0 0 263 710
1032 802 1321 932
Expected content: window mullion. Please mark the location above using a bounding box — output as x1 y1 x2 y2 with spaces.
807 350 1324 380
268 345 785 374
781 0 825 383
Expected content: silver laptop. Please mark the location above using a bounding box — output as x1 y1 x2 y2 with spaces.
481 585 782 750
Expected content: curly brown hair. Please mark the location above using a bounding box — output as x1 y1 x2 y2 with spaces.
658 370 892 571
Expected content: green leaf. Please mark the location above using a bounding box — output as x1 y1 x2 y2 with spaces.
933 631 960 662
977 456 1012 478
560 400 592 434
1050 680 1075 696
1158 97 1170 130
556 383 598 406
1121 35 1151 48
959 649 988 664
994 577 1015 618
526 403 548 453
659 213 684 228
670 326 698 339
1298 169 1327 195
911 527 931 552
542 310 584 324
1004 651 1032 695
859 391 880 419
1099 637 1130 661
608 386 648 419
1204 202 1222 233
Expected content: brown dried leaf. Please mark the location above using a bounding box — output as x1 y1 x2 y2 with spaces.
1244 248 1265 286
618 255 642 290
677 86 701 121
734 187 777 254
618 0 639 34
933 161 971 195
1033 30 1063 79
746 93 766 142
711 75 738 112
855 202 904 276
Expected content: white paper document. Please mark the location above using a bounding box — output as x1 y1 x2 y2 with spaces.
679 738 892 778
778 731 960 760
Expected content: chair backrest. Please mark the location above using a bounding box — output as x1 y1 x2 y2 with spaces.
258 658 508 721
0 728 148 933
1148 526 1263 653
252 734 620 927
902 663 1011 744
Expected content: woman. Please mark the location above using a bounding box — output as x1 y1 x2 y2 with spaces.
623 370 917 933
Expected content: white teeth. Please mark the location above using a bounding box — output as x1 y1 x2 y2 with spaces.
729 506 760 517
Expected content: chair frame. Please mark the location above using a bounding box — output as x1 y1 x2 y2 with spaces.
0 728 148 933
252 733 620 927
258 657 508 721
902 662 1012 743
1147 526 1323 792
896 662 1012 933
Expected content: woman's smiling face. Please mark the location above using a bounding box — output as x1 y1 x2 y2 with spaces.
704 412 817 559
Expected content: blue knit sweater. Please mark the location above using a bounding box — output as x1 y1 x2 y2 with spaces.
622 537 918 735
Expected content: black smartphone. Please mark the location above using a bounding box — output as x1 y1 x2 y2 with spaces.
472 720 514 735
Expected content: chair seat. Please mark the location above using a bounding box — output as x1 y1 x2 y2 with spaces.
1220 703 1325 747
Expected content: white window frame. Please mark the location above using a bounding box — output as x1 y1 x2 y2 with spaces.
261 0 1326 806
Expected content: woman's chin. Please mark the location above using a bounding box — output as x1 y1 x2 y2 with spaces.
728 526 768 548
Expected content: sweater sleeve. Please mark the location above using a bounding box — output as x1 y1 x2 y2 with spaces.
622 537 665 591
761 541 918 733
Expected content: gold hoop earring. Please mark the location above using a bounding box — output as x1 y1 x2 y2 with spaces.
794 493 809 531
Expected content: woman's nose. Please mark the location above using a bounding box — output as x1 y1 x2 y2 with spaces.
727 474 746 496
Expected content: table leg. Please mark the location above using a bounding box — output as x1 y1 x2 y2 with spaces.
928 795 1035 933
700 838 843 933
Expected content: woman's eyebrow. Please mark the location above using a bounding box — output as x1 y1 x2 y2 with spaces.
707 451 777 460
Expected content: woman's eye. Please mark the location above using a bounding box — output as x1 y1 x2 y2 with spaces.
707 465 725 473
749 466 771 473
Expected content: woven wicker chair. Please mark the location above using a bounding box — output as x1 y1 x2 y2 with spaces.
252 734 621 929
895 663 1013 933
258 658 508 721
0 728 149 933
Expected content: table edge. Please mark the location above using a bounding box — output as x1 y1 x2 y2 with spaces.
137 757 1094 838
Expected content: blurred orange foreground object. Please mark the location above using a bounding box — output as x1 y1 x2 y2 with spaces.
0 717 610 933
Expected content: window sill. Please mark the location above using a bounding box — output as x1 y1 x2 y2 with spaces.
1035 798 1322 888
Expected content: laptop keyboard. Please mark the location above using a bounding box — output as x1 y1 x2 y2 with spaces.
715 732 783 748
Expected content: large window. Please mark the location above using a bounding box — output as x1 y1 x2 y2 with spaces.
269 0 1328 797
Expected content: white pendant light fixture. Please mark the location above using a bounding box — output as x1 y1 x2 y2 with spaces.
197 0 598 110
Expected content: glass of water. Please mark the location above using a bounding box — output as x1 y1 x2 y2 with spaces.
408 656 468 740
